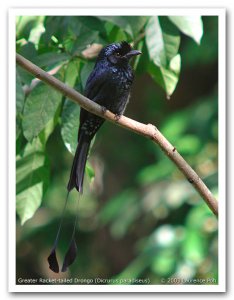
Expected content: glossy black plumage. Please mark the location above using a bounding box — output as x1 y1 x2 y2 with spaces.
67 41 141 193
48 41 141 273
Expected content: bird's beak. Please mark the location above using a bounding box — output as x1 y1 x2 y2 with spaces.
125 50 142 59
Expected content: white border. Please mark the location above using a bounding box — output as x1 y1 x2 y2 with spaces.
9 8 226 293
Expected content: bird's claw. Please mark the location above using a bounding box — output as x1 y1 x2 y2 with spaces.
114 114 122 122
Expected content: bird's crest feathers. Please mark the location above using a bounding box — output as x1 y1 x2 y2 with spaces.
97 41 132 59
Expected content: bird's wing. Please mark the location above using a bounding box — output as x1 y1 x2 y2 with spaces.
84 66 109 100
78 65 108 141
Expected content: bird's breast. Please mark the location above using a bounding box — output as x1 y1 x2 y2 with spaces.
110 67 133 91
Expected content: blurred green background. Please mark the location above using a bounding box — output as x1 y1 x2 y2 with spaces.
16 16 218 284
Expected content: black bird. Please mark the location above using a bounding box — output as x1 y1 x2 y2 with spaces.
68 41 141 193
48 41 141 273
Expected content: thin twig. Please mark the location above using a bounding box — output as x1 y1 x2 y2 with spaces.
16 53 218 216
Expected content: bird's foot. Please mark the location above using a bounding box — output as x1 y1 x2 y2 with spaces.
114 114 122 122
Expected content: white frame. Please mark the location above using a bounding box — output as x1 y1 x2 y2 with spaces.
9 8 226 292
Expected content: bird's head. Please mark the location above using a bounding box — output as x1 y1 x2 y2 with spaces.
97 41 142 66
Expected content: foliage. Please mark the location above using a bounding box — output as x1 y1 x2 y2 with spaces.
16 16 218 284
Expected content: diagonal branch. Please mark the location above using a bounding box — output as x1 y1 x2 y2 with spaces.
16 53 218 216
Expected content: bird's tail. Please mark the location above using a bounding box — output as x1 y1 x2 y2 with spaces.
67 135 91 193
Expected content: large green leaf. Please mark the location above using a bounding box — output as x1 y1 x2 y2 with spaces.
145 16 181 96
145 16 180 68
159 17 181 61
16 138 49 225
61 100 80 155
148 54 181 97
168 16 203 44
22 82 62 142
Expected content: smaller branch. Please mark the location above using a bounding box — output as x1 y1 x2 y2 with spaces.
16 53 218 217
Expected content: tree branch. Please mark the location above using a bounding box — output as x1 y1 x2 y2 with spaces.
16 53 218 217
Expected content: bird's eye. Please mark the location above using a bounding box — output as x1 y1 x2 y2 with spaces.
115 52 121 57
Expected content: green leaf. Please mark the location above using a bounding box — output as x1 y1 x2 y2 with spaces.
181 16 217 66
148 54 181 97
28 17 45 47
160 54 181 96
16 71 25 138
80 61 95 90
22 83 63 142
38 103 61 146
107 24 128 43
16 138 49 225
159 16 181 61
98 16 133 37
64 29 99 55
168 16 203 45
77 16 106 34
33 52 69 68
146 16 166 67
16 71 25 114
61 100 80 155
146 16 180 68
98 16 148 38
64 59 80 87
124 16 149 38
17 42 37 84
16 16 42 40
16 132 27 156
17 183 43 225
42 16 71 44
18 41 37 61
145 16 181 96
